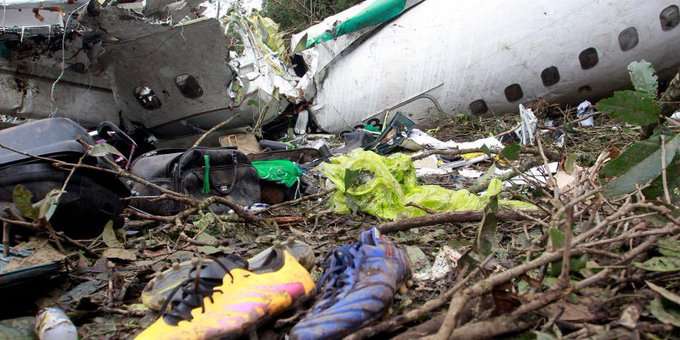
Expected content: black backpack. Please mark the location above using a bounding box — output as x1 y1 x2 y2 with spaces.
0 118 130 239
129 148 261 215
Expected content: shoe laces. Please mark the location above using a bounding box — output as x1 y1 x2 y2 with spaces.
314 243 362 311
159 255 246 325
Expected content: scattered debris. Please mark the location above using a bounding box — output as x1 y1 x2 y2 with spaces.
413 245 462 281
35 307 77 340
321 150 533 219
0 1 678 339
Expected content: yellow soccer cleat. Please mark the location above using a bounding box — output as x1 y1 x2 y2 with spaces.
136 249 315 340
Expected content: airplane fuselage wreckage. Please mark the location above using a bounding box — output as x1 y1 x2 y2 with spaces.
2 0 680 140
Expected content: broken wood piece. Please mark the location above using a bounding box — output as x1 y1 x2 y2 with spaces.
377 210 536 234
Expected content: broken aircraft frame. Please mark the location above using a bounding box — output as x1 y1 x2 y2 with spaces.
2 0 680 139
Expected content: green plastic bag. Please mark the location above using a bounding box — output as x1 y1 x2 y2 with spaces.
251 160 303 188
307 0 407 48
321 150 534 220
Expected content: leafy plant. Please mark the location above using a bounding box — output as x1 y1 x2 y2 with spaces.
12 185 61 222
597 60 679 200
262 0 364 34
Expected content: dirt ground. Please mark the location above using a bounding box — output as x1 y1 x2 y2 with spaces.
4 106 679 340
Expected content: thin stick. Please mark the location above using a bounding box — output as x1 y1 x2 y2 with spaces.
55 153 86 204
661 135 672 204
536 133 558 197
258 189 333 214
377 210 537 234
192 115 239 148
2 222 9 257
559 205 574 287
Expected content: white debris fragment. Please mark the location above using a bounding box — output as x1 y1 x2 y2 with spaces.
515 104 537 145
414 155 448 177
406 129 504 151
577 100 595 127
295 110 309 135
458 168 484 178
405 246 431 279
198 0 262 17
35 307 78 340
502 162 559 187
671 111 680 120
441 154 490 170
413 246 463 281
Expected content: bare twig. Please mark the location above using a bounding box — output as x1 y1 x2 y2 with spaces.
377 210 539 234
661 135 672 204
192 115 239 148
259 189 333 214
559 205 574 287
411 148 488 161
2 222 9 257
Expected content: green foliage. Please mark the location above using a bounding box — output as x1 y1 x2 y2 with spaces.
649 298 680 327
262 0 364 33
12 185 38 220
12 185 61 221
643 156 680 203
603 134 680 198
602 135 663 177
474 195 498 257
635 256 680 272
597 61 680 200
635 240 680 273
598 60 660 126
88 143 123 158
500 143 521 161
597 90 660 126
628 60 658 96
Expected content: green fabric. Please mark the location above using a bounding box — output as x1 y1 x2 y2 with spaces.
252 160 303 188
320 150 535 220
306 0 407 48
363 123 381 132
203 155 211 194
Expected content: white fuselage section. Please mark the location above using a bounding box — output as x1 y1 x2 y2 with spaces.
307 0 680 132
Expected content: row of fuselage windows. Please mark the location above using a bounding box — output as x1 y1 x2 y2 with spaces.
469 4 680 115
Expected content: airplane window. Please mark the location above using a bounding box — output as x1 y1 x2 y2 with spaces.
579 48 599 70
618 27 639 51
505 84 524 102
469 99 489 114
175 74 204 99
661 5 680 31
541 66 560 86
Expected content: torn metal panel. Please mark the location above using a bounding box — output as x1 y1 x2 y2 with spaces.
0 1 297 139
300 0 680 133
1 0 86 8
0 30 119 128
103 18 235 137
0 72 118 127
0 0 88 37
0 10 64 38
103 16 294 138
292 0 424 102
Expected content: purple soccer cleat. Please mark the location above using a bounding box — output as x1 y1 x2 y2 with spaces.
289 227 411 340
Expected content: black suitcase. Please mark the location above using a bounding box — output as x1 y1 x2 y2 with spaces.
129 148 261 215
0 118 130 239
